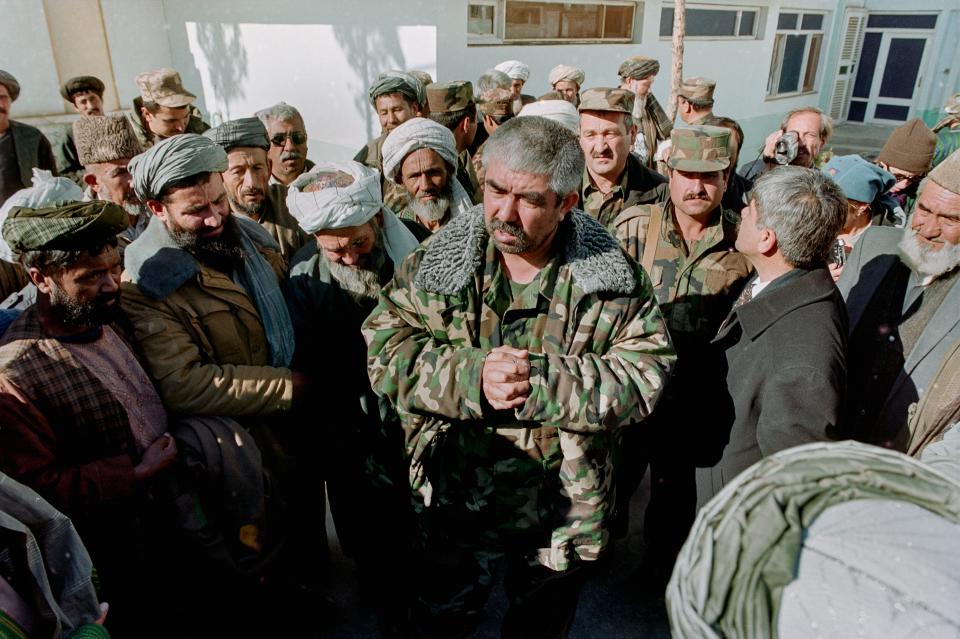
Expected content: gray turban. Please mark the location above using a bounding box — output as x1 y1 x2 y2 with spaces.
368 71 426 108
203 117 269 151
129 133 228 201
618 56 660 80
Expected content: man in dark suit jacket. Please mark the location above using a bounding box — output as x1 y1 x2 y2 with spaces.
696 166 848 507
837 150 960 450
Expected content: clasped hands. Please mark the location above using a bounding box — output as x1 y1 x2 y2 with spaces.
482 346 531 411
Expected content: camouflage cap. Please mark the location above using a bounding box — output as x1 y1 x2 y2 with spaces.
678 77 716 105
135 68 196 108
667 125 731 172
578 87 634 115
945 93 960 115
477 87 514 117
427 80 475 114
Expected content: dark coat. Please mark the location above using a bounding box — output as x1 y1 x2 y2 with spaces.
695 267 847 506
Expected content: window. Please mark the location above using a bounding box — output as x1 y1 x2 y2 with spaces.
659 5 760 39
468 1 639 44
767 10 827 97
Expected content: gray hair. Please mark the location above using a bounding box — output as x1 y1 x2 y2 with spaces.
781 106 833 142
477 69 511 93
481 116 584 199
752 166 847 268
255 102 304 125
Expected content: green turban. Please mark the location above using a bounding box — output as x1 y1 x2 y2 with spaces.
203 117 270 151
618 56 660 80
129 133 228 202
2 201 128 252
368 70 426 108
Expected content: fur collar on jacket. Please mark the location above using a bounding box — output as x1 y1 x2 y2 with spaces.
124 215 278 301
414 204 636 296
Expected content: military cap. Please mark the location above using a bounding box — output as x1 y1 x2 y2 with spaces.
477 87 514 117
618 56 660 80
578 87 634 115
678 77 716 105
135 68 196 108
2 200 128 253
0 70 20 102
203 117 270 151
60 75 105 102
667 125 731 172
73 114 143 165
426 81 475 114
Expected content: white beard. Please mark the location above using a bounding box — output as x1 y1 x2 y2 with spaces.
897 227 960 280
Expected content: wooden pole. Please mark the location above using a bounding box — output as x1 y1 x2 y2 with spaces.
668 0 685 122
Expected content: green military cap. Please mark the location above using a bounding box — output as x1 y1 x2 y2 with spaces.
426 80 475 114
60 75 105 102
135 68 196 108
678 77 716 105
667 125 731 172
477 87 514 117
578 87 634 114
2 201 128 253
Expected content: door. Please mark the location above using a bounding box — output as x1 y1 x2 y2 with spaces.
848 13 937 123
828 9 867 123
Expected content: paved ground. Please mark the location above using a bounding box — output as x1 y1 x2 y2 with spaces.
829 122 897 159
318 475 672 638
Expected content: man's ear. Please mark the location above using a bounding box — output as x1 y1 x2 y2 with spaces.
83 172 98 188
28 267 53 295
146 199 165 217
140 106 151 122
559 191 580 216
758 227 778 256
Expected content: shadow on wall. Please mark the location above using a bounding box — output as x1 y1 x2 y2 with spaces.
333 24 407 143
194 22 249 123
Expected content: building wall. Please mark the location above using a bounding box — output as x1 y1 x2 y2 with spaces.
4 0 957 162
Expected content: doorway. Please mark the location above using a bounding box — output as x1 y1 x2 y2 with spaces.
847 13 937 124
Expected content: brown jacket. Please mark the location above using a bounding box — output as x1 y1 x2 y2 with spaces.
241 183 310 265
907 338 960 457
121 217 292 418
0 259 28 301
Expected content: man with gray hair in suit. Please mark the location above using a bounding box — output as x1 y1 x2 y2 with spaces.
838 149 960 451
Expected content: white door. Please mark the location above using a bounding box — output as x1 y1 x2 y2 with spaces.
847 13 937 123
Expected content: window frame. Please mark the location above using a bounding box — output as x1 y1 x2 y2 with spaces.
765 9 829 100
657 3 763 41
467 0 643 46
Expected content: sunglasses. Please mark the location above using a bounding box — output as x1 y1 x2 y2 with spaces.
270 132 307 146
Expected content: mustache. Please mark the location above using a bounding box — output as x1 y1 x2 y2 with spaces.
240 187 264 197
591 151 613 159
683 191 709 201
281 151 303 161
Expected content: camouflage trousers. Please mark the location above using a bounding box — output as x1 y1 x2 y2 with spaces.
412 502 593 638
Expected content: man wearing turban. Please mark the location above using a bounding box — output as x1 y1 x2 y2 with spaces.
618 56 672 170
381 117 475 232
0 69 58 205
122 133 301 419
494 59 534 118
0 199 178 634
548 64 585 107
286 161 426 628
204 117 310 264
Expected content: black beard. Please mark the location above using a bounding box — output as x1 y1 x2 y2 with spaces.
49 286 120 328
170 218 245 273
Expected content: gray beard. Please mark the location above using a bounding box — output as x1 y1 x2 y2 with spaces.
897 227 960 279
409 191 452 224
323 242 386 308
227 191 263 217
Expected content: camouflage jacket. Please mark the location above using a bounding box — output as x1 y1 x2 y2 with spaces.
127 98 210 150
581 153 668 229
612 202 753 357
363 205 675 570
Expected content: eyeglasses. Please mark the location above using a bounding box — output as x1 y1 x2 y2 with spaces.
889 170 923 185
270 132 307 146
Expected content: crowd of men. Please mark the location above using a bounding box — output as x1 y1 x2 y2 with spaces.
0 54 959 638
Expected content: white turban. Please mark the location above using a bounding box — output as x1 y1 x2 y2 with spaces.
380 118 474 219
285 161 419 267
495 60 530 82
549 64 585 87
0 169 84 261
518 101 580 134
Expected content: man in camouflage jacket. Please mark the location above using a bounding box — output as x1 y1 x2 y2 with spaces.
363 116 674 636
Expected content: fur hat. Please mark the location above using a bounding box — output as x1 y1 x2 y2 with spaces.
73 114 144 166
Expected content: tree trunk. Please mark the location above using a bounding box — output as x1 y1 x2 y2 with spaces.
668 0 686 122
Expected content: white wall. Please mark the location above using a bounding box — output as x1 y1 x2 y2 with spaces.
0 0 63 117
